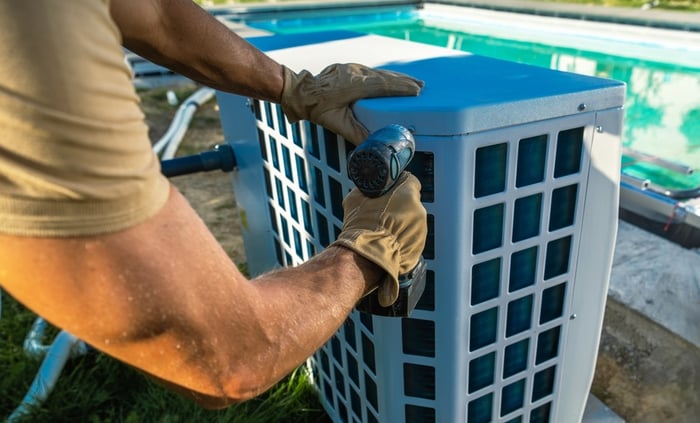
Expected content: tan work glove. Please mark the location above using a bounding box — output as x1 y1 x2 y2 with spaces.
331 172 427 307
280 63 424 145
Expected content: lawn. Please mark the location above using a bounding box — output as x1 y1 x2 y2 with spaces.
0 294 328 422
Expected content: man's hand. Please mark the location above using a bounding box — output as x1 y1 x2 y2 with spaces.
280 64 424 145
332 172 427 307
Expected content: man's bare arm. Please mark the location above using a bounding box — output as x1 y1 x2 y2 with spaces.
110 0 284 102
0 186 381 408
110 0 424 146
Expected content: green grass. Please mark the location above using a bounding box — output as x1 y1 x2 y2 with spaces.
0 294 330 422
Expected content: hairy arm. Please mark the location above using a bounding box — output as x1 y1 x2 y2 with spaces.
110 0 284 102
0 186 382 408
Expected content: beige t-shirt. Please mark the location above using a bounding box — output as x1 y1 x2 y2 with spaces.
0 0 169 236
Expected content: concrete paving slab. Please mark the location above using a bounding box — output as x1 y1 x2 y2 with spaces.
610 220 700 349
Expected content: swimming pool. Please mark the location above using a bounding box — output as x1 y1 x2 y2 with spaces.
228 3 700 196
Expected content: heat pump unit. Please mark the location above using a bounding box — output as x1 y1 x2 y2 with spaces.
216 31 625 423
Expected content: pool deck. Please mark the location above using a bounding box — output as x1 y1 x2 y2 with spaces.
439 0 700 32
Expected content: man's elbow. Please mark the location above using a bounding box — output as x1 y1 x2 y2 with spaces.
165 369 277 409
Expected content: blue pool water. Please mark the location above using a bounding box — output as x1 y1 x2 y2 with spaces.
240 7 700 194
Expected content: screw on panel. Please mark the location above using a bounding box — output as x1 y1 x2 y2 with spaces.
577 103 587 112
570 314 577 320
596 126 604 133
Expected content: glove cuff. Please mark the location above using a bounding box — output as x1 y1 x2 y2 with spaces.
331 229 400 306
280 66 312 123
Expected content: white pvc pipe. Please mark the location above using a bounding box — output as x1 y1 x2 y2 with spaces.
154 87 216 159
22 317 52 361
161 105 200 160
152 104 189 154
8 330 88 422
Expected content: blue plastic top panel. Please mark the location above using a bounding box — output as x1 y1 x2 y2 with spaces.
355 54 626 135
253 32 626 136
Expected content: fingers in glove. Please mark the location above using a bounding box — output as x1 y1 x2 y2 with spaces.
337 63 424 99
364 68 425 97
316 107 370 145
377 276 400 307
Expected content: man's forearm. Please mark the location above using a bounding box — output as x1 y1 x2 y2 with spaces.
111 0 284 102
235 246 382 399
159 244 384 407
0 188 382 407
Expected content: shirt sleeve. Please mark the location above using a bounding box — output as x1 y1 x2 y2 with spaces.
0 0 170 236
